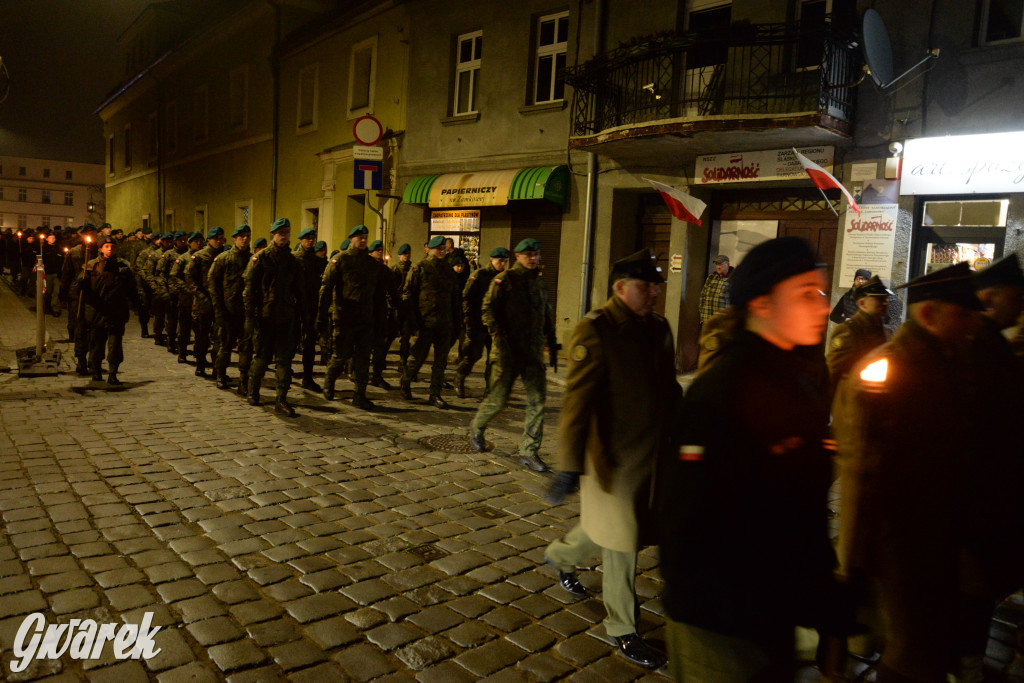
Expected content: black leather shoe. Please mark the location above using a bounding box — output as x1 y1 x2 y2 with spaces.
91 371 103 382
168 343 178 354
553 567 588 597
399 379 413 400
216 376 230 390
248 394 261 406
302 378 322 392
195 367 206 378
323 385 335 401
352 393 376 411
614 634 666 670
519 454 550 473
369 376 393 390
177 354 187 364
428 395 449 409
76 364 90 377
237 379 248 397
154 335 166 346
274 400 296 417
107 374 122 386
469 430 487 452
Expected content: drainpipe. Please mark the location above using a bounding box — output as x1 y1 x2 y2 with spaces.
270 1 281 220
578 0 606 319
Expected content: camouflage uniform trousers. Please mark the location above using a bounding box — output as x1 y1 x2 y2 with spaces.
214 312 252 383
88 322 125 375
298 308 319 378
456 327 493 389
326 322 373 394
176 295 193 360
192 311 218 372
470 353 547 457
403 323 452 397
151 290 167 340
371 313 399 380
250 318 297 401
135 280 150 333
164 296 179 349
237 318 256 392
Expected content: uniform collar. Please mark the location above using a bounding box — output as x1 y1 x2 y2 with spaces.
603 294 645 326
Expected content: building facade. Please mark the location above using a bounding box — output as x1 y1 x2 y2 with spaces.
0 156 104 231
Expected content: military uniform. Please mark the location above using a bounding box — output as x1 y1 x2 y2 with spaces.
696 306 742 374
401 245 459 402
59 227 99 371
391 246 414 371
209 230 252 390
171 235 202 362
470 257 556 462
244 220 305 413
147 239 174 344
296 241 327 389
185 230 224 376
369 241 400 387
455 252 506 395
157 233 187 354
826 310 887 397
319 234 380 406
77 244 139 383
131 238 161 337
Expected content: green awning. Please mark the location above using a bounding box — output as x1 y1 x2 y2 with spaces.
401 165 569 207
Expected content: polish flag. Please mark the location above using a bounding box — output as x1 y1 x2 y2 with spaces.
643 178 707 226
792 148 861 216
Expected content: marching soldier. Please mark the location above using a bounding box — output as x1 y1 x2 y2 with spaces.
147 232 174 346
826 275 892 398
60 223 99 372
244 218 306 416
295 227 325 391
319 225 379 410
171 232 203 363
185 227 226 378
209 225 252 391
454 246 508 397
253 237 267 255
392 243 414 373
157 231 188 355
39 228 60 316
130 232 161 338
400 235 460 408
368 239 400 389
469 238 558 472
77 237 140 384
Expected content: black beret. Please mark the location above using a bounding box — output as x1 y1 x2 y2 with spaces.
898 262 984 310
974 254 1024 290
729 237 820 309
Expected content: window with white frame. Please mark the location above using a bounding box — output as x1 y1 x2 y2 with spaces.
17 188 27 202
229 65 249 131
534 12 568 103
454 31 482 115
298 64 319 131
64 191 73 206
148 112 159 159
166 101 178 154
979 0 1024 43
194 86 209 143
124 124 132 170
348 36 377 117
41 190 50 204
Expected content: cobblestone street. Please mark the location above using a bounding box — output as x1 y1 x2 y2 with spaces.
0 277 673 682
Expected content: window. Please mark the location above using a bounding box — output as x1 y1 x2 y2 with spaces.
193 86 209 143
297 64 319 131
142 215 150 232
148 112 159 159
235 200 252 229
194 205 208 233
124 124 132 170
17 215 26 229
164 210 174 233
454 31 482 115
41 190 50 204
43 168 50 179
687 3 732 68
229 65 249 131
348 36 377 117
534 12 569 103
0 165 4 175
166 101 178 154
980 0 1024 43
17 188 27 202
65 170 72 180
41 216 50 228
64 191 73 206
797 0 829 69
18 166 25 176
108 135 115 174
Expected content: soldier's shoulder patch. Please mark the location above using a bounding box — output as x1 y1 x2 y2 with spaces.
701 333 720 352
571 344 588 362
330 258 337 264
493 278 503 285
830 335 845 350
251 256 258 262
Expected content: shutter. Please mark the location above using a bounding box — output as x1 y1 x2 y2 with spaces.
510 203 563 317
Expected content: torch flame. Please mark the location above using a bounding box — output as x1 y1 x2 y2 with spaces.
85 236 92 243
860 358 888 383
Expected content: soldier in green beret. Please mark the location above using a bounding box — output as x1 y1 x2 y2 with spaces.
400 235 460 408
253 237 267 254
157 231 189 355
147 232 175 346
392 243 415 373
130 231 162 339
209 225 252 390
319 225 380 410
244 218 306 416
469 238 558 471
186 227 226 377
77 237 140 384
169 232 203 362
295 227 326 391
454 246 509 397
368 239 401 389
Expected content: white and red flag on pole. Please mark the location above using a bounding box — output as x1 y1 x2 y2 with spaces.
791 148 861 216
643 178 707 226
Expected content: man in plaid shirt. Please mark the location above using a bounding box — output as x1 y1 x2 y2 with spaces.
699 254 733 324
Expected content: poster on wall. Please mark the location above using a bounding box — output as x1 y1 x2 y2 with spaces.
695 146 834 185
836 201 899 289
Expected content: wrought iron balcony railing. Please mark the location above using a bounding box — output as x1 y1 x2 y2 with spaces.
563 21 861 137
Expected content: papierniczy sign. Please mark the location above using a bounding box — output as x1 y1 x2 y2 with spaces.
900 131 1024 195
695 146 834 185
8 612 162 673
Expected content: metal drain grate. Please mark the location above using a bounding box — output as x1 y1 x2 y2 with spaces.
419 434 493 454
407 543 449 560
469 505 508 519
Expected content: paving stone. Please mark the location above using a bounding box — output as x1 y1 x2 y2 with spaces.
302 616 361 650
453 638 529 677
157 578 209 603
444 621 497 648
505 624 558 653
144 628 197 671
394 636 455 670
175 595 229 623
516 652 576 682
430 550 490 576
339 578 394 606
446 594 495 618
186 616 245 646
212 580 261 604
366 622 422 651
405 605 463 634
344 607 388 630
86 660 150 683
333 643 397 681
415 660 478 683
297 568 349 592
264 578 314 602
374 596 421 622
579 653 648 681
207 638 269 673
247 564 293 586
556 632 610 666
286 662 348 682
94 567 147 588
229 599 283 626
268 639 327 671
283 592 355 624
481 606 532 632
51 588 101 614
156 662 221 683
539 610 590 638
0 590 48 618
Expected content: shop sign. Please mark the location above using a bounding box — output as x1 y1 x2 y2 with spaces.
430 210 480 232
901 131 1024 195
428 170 518 207
695 146 834 185
836 204 900 290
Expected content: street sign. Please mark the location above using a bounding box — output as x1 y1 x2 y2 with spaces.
352 115 383 146
353 145 383 160
354 160 382 190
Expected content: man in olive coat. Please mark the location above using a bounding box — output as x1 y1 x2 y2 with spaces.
186 227 226 377
295 227 324 391
77 237 140 384
392 243 414 372
209 225 252 390
147 232 174 346
400 235 460 408
157 231 188 355
544 249 679 669
826 275 892 398
469 239 557 472
171 232 203 363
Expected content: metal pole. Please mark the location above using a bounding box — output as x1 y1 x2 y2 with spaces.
34 239 44 360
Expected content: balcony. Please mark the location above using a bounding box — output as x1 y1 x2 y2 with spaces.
563 20 861 163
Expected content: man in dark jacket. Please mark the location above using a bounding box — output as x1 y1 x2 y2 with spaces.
829 268 871 324
295 227 325 391
171 232 203 363
77 237 139 384
392 243 414 373
60 223 100 372
469 239 557 471
368 239 400 389
659 237 845 682
157 231 188 355
209 225 252 390
826 275 892 398
454 246 508 397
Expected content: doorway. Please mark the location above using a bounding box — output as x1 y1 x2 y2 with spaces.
636 193 672 316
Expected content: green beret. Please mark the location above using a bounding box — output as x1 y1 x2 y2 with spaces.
160 232 173 241
81 223 97 234
232 224 251 237
111 228 124 236
490 247 510 259
368 240 383 252
298 228 316 240
188 231 203 242
254 237 268 248
514 238 540 253
340 239 351 250
397 243 411 255
100 223 112 230
314 240 326 251
207 227 224 239
426 235 445 249
270 217 290 233
330 249 340 259
348 225 369 238
974 255 1024 290
172 230 186 240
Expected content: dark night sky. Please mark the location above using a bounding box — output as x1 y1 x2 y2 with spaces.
0 0 158 165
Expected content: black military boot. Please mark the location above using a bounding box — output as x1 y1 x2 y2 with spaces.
518 453 550 473
428 395 450 410
177 352 187 364
470 430 487 453
399 378 413 400
91 368 103 382
195 365 206 378
323 381 335 401
248 385 261 406
454 374 467 399
107 367 122 386
301 372 322 392
167 341 178 354
75 363 89 376
352 392 376 411
216 375 230 390
237 375 248 397
140 323 150 338
274 398 296 417
154 334 166 346
369 375 392 390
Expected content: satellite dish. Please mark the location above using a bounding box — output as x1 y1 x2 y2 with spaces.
860 9 939 91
